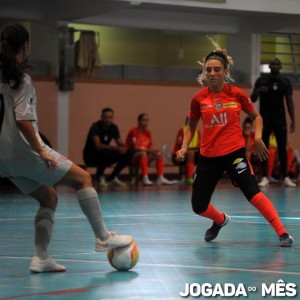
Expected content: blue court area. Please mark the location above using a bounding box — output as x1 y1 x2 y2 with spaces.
0 182 299 300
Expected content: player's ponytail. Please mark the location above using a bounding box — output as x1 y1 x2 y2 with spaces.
0 23 30 89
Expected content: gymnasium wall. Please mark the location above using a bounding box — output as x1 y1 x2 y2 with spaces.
69 23 226 68
35 78 300 165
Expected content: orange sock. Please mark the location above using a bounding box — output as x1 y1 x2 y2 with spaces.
250 192 286 236
139 157 148 176
156 158 164 176
186 162 194 179
199 203 225 225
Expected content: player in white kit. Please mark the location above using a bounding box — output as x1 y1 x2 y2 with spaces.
0 23 132 273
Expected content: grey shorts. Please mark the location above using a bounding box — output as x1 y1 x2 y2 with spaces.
9 149 72 194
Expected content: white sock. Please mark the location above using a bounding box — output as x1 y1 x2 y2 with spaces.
77 187 109 241
34 207 54 260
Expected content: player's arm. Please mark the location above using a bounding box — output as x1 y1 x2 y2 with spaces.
115 137 127 154
115 137 124 146
248 109 269 162
250 85 268 102
114 125 127 153
92 135 119 152
176 118 198 161
250 78 268 103
131 132 153 153
125 131 145 153
17 119 57 168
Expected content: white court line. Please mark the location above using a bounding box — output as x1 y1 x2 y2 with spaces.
0 213 194 222
1 256 300 276
1 213 300 221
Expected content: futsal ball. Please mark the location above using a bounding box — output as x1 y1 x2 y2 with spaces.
107 241 139 271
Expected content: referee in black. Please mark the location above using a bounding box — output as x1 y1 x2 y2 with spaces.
251 58 296 187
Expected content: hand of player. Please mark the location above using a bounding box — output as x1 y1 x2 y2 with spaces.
254 138 270 161
39 150 57 169
290 122 295 133
148 149 160 157
118 146 127 155
176 147 187 162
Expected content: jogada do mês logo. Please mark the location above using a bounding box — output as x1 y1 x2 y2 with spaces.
179 280 297 298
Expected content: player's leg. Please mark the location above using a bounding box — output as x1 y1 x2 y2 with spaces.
28 185 66 272
107 151 131 187
273 125 288 178
147 152 174 185
132 151 153 185
95 150 112 187
267 147 277 178
227 148 293 247
274 126 295 187
9 176 65 273
192 155 228 242
58 163 133 251
258 125 272 187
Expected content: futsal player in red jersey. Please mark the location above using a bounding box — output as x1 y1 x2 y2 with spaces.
176 41 293 247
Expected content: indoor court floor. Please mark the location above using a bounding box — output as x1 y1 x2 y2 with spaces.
0 180 299 300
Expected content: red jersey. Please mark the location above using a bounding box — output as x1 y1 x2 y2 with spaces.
189 84 254 157
126 127 152 151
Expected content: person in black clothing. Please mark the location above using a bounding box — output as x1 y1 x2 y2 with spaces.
251 58 296 187
83 107 131 187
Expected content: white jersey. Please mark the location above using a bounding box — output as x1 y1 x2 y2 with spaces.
0 74 71 181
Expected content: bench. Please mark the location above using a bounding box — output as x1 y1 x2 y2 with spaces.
77 163 183 186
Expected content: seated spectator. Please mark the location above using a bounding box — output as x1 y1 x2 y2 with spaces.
243 118 281 181
266 132 279 182
287 146 300 180
259 132 295 183
242 117 255 160
83 107 130 187
242 118 299 183
269 140 299 181
126 113 175 186
172 117 201 184
242 117 261 178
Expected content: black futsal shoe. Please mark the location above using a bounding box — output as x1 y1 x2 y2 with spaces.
205 213 230 242
279 233 294 247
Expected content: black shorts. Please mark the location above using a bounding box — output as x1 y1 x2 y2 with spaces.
191 147 260 214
